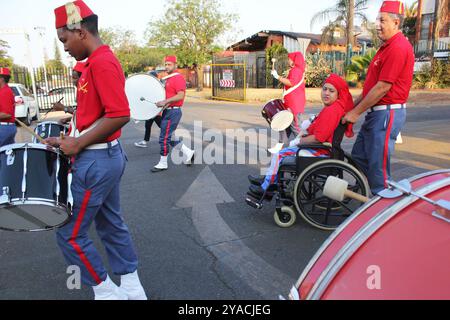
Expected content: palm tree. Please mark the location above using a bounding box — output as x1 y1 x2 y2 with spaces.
311 0 368 47
403 1 418 41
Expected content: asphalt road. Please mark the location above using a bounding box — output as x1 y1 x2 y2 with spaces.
1 101 449 300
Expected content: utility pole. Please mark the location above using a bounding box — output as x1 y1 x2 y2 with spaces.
34 26 50 93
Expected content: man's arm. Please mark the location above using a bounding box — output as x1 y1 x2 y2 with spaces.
156 91 185 108
46 117 130 156
343 81 392 124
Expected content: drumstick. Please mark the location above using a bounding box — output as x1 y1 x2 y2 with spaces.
271 58 277 71
15 118 45 143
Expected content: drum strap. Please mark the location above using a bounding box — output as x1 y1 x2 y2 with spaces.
161 72 181 81
282 74 305 99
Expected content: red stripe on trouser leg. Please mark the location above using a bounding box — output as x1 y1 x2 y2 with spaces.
164 120 172 156
68 190 103 285
383 110 395 189
269 151 296 184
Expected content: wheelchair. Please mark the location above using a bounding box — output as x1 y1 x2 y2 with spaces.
246 123 371 231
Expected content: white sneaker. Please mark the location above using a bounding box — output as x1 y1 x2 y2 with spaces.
120 271 148 300
92 275 128 300
181 144 195 165
268 143 284 154
134 140 148 148
152 156 168 172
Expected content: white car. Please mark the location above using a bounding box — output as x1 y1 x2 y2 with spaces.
41 86 77 110
9 83 39 125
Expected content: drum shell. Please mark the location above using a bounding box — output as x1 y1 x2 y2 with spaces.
261 99 286 124
34 122 68 143
0 144 71 231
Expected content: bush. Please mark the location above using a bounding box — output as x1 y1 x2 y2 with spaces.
413 60 450 89
305 54 332 87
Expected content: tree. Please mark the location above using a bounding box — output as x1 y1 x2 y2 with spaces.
403 1 418 42
311 0 368 47
145 0 237 91
345 48 377 84
100 27 138 52
46 39 65 71
0 39 13 68
432 0 448 51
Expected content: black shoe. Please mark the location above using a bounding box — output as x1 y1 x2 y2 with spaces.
249 185 265 197
248 175 264 186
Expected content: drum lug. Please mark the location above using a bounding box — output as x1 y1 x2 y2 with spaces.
0 186 11 205
5 150 15 166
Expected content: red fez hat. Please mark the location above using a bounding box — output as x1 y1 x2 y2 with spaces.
73 61 86 73
0 67 11 76
54 1 95 29
165 56 177 64
380 1 405 15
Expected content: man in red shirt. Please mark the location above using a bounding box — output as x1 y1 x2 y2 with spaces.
151 55 195 172
0 67 16 147
343 1 414 194
46 0 146 300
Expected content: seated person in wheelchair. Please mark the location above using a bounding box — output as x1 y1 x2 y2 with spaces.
248 73 354 198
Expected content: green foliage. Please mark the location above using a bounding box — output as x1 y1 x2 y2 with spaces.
145 0 237 90
266 43 288 88
305 54 332 88
345 48 376 84
413 60 450 89
0 39 13 67
117 47 170 76
311 0 369 47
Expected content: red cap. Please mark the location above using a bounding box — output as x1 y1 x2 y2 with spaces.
73 61 86 73
54 1 95 29
165 56 177 64
0 67 11 76
379 1 405 15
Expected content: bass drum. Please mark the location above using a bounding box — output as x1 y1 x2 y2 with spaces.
0 143 72 232
125 74 166 121
261 99 294 132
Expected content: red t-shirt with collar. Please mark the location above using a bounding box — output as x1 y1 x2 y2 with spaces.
307 103 345 143
284 67 306 115
165 72 186 107
0 85 15 123
363 32 415 105
75 45 130 142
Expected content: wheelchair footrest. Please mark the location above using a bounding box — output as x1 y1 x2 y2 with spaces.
245 195 263 210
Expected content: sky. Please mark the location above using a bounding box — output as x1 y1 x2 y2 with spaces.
0 0 416 67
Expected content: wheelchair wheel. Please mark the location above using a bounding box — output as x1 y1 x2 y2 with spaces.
274 206 297 228
293 159 370 231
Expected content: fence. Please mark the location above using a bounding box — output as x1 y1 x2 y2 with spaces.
10 66 77 112
211 63 246 102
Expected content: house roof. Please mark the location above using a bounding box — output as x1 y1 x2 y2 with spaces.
227 30 372 51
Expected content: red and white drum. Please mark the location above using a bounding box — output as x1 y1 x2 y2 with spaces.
261 99 293 132
289 170 450 300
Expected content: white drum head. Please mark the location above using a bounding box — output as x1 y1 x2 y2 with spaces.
271 110 294 131
125 74 165 121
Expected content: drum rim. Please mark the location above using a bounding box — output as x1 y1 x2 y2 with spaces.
271 110 294 131
0 143 60 154
0 198 72 232
126 73 165 89
36 121 65 126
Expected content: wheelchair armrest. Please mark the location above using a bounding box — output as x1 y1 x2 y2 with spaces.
296 144 332 157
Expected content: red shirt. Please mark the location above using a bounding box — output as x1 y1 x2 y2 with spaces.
284 67 306 115
363 32 415 105
165 72 186 107
307 103 345 143
76 45 130 142
0 85 15 123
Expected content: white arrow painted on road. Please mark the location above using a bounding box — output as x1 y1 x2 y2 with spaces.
175 166 294 298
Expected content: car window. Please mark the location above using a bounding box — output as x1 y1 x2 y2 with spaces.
20 86 32 97
10 86 20 96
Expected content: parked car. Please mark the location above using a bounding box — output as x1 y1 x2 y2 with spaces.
9 83 39 126
41 86 77 110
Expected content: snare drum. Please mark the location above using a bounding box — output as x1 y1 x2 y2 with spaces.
34 121 69 143
261 99 294 132
0 143 72 232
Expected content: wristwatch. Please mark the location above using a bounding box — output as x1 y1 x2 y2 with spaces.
64 106 69 113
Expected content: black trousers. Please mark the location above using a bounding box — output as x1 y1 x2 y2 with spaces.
144 116 162 141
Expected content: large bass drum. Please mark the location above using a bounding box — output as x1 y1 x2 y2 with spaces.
0 143 72 232
125 74 166 121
